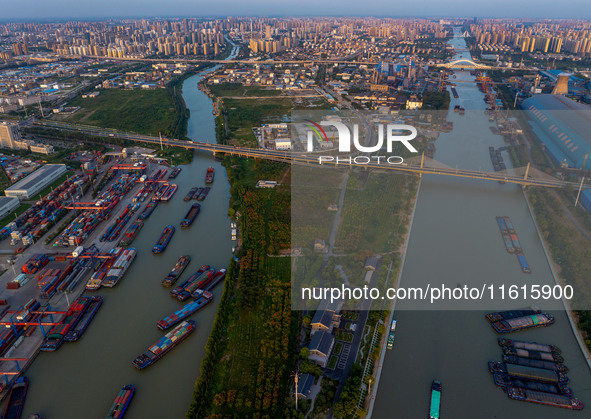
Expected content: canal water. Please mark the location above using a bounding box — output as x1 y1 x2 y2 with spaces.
372 29 591 418
21 48 238 418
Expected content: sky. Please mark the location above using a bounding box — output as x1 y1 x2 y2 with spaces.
0 0 590 20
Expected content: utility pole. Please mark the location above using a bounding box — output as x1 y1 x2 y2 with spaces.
575 176 585 208
292 371 300 411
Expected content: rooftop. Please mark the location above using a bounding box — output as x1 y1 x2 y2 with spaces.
5 164 66 192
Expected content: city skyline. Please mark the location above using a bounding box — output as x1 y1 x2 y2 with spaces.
2 0 591 20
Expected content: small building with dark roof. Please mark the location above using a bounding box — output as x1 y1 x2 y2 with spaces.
308 331 335 367
310 298 343 334
295 373 315 399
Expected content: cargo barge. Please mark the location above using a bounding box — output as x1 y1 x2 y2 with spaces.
157 291 213 330
160 183 178 202
180 203 201 228
196 187 211 201
192 187 204 200
171 265 209 297
205 167 214 184
106 384 134 419
503 347 564 363
387 319 396 350
162 255 191 287
496 217 515 253
132 320 195 370
503 355 568 373
41 296 91 351
493 373 572 396
185 187 198 201
176 268 217 301
507 386 583 410
3 376 28 419
86 248 124 290
168 167 182 179
498 338 561 354
64 295 103 342
517 254 531 273
201 268 226 292
486 308 541 323
102 248 137 287
488 362 568 384
137 201 158 220
491 313 554 333
152 225 175 254
119 220 143 247
429 380 441 419
152 183 169 201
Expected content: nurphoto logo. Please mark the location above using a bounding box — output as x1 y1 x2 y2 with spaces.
305 120 419 165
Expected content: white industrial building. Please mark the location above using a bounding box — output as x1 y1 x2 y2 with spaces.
0 196 20 219
275 139 292 150
4 164 67 199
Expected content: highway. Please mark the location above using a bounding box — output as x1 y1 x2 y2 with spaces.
33 120 574 189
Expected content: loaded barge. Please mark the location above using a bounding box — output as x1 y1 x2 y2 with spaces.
137 201 158 220
486 308 541 323
493 373 572 396
3 376 28 419
119 220 143 247
175 268 217 302
152 225 175 254
162 255 191 287
498 338 561 354
106 384 135 419
502 347 564 363
102 248 137 287
490 313 555 333
157 291 213 330
495 216 530 273
168 167 182 179
132 320 195 370
488 362 569 384
41 296 90 351
507 387 583 410
171 265 208 297
174 268 226 301
180 203 201 228
503 355 568 373
64 295 103 342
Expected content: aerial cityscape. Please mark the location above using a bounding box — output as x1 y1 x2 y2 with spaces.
0 1 591 418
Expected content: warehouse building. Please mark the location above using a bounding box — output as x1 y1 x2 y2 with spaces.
4 164 67 199
521 95 591 168
0 196 20 219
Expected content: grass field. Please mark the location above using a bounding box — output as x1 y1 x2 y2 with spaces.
64 89 177 136
219 92 331 147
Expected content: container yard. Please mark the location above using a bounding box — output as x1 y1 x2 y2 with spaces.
0 157 179 401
